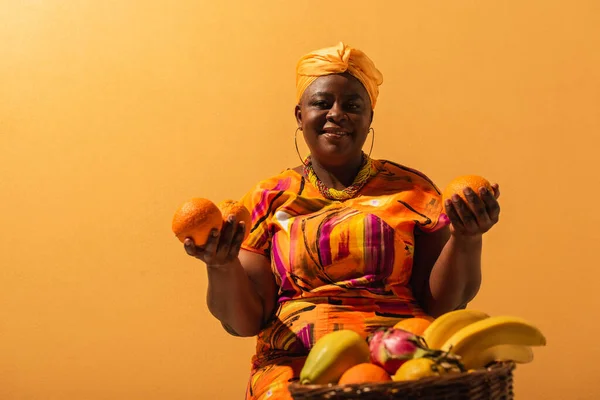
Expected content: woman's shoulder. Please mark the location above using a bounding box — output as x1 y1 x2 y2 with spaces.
372 158 442 195
246 168 304 193
239 168 305 208
239 168 306 224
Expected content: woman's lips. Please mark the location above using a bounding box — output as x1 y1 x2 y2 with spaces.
321 131 351 140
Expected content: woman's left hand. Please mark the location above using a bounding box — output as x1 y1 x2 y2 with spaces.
444 184 501 238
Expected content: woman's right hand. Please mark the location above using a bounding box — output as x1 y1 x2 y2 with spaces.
184 215 246 267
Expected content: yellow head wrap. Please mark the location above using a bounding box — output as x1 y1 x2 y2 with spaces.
296 42 384 109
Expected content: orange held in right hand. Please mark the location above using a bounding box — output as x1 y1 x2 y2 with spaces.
172 197 223 246
217 199 252 241
172 197 251 266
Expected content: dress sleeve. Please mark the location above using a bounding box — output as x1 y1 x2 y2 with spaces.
410 173 449 233
378 159 449 233
238 171 298 257
239 185 273 257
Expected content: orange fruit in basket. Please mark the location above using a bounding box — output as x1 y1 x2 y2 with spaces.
338 363 391 385
442 175 494 204
172 198 223 246
217 200 252 240
393 317 433 336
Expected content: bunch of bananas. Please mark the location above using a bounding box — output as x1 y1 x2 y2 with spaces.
422 309 547 370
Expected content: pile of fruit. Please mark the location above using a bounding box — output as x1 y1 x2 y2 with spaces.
299 309 547 386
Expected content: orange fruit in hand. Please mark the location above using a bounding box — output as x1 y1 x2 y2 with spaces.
217 200 252 240
442 175 493 204
393 317 433 336
172 198 223 246
338 363 391 385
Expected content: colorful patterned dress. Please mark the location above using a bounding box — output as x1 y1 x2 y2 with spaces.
239 159 448 400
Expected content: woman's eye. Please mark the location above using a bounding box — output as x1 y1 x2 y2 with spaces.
313 101 329 108
346 103 360 110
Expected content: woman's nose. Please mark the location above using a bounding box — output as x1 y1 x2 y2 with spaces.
326 102 347 123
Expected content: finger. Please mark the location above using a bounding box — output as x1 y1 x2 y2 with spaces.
184 238 207 261
491 183 500 199
481 187 501 222
216 215 236 258
184 238 196 256
202 229 221 262
444 199 466 234
452 194 479 232
464 187 492 227
228 221 246 258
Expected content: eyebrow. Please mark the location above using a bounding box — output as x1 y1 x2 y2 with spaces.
310 91 365 101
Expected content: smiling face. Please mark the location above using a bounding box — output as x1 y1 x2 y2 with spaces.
295 73 373 168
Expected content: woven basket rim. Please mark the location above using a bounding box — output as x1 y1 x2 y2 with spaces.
288 361 516 393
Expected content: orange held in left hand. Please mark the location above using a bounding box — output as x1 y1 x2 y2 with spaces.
442 175 501 238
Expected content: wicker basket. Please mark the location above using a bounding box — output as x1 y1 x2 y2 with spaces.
288 362 516 400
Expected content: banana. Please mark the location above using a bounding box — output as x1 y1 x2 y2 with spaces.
422 309 490 350
299 330 370 385
441 316 546 368
464 344 534 370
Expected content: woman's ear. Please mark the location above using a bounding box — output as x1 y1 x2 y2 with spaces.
295 104 302 128
370 109 374 124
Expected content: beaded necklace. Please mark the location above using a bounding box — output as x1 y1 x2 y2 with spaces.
303 152 377 201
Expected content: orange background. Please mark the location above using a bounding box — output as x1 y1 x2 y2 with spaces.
1 1 598 399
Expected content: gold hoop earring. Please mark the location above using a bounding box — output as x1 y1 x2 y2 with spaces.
294 128 308 165
366 127 375 158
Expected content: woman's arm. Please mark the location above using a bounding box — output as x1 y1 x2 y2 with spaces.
412 227 482 316
184 216 278 337
411 185 500 317
206 250 277 337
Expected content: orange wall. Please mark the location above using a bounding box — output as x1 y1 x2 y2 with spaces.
1 1 598 399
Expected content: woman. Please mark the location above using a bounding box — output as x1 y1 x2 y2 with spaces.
183 42 500 399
